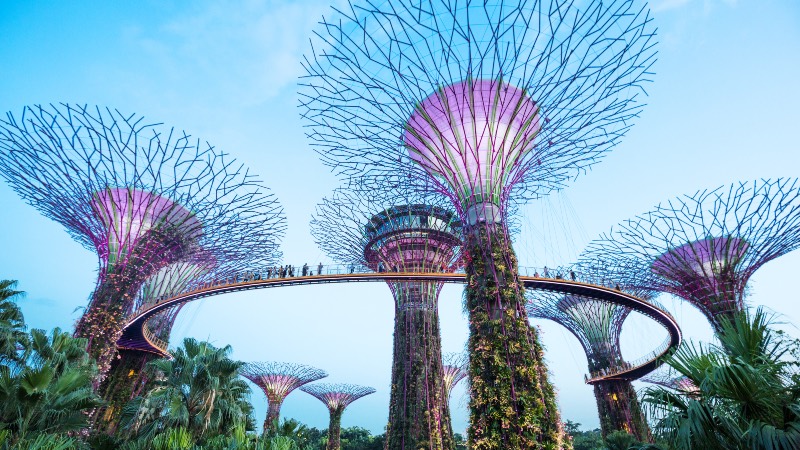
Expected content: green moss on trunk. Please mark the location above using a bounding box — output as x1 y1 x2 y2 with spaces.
593 380 651 442
93 349 155 434
264 399 283 435
465 225 565 450
327 406 344 450
385 283 453 450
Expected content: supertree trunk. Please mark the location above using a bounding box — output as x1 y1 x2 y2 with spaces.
327 406 344 450
264 399 283 434
465 224 564 449
593 380 651 442
94 349 155 433
385 291 452 450
75 227 191 382
74 271 145 382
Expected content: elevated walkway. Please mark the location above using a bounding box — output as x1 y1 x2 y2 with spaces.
118 265 681 383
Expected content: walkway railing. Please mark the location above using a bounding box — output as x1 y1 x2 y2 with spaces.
585 336 673 383
119 263 682 385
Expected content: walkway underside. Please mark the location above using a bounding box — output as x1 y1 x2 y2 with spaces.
118 271 681 383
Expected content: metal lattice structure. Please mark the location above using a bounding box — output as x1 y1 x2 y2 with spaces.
527 286 652 441
0 103 286 380
301 0 657 218
301 1 656 446
301 383 376 450
241 362 328 434
441 352 468 400
581 178 800 333
528 292 632 375
312 186 462 449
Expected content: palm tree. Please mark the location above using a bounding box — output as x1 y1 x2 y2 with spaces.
0 280 27 365
0 327 101 442
119 338 253 444
641 308 800 449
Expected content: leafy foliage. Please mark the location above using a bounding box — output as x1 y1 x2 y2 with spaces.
465 227 566 449
641 308 800 449
0 324 101 445
119 338 253 445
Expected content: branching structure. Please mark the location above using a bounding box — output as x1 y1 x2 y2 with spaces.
0 103 286 383
581 178 800 334
312 186 462 449
301 1 656 446
527 283 652 441
241 362 328 434
441 353 468 400
301 383 376 450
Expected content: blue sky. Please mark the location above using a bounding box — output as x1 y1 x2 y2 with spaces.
1 0 799 435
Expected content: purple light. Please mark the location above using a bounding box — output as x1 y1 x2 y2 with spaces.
91 187 202 268
652 237 749 281
404 79 540 224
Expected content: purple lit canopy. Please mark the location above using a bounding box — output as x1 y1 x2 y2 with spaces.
581 178 800 330
301 0 657 221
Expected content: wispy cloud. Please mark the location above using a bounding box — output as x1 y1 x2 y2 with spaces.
128 0 334 106
652 0 738 13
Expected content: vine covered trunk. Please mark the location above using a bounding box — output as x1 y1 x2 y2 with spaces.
327 406 344 450
385 282 453 450
465 224 565 450
74 226 193 382
93 349 155 433
74 271 145 383
593 380 651 442
264 399 283 435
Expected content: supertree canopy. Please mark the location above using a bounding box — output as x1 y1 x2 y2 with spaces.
301 0 656 446
311 186 463 449
0 104 286 381
240 362 328 434
527 287 652 441
581 178 800 334
441 352 468 400
301 383 376 450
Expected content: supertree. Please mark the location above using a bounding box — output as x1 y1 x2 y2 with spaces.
0 103 286 383
441 352 468 400
301 0 657 446
311 185 463 449
240 362 328 434
581 178 800 335
301 383 376 450
98 252 221 430
526 281 653 441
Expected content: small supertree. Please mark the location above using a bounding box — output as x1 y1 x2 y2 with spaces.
581 178 800 334
527 287 652 441
441 353 468 400
240 362 328 434
312 186 462 449
0 104 286 381
301 383 376 450
301 1 657 446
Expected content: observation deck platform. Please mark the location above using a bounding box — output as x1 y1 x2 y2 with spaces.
118 265 681 384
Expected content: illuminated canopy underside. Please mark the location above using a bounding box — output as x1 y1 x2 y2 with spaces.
404 79 540 224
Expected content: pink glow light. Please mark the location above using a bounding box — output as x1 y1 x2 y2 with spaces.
91 187 202 266
404 79 541 220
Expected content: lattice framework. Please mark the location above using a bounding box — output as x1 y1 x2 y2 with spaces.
241 362 328 433
0 103 286 379
581 178 800 332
